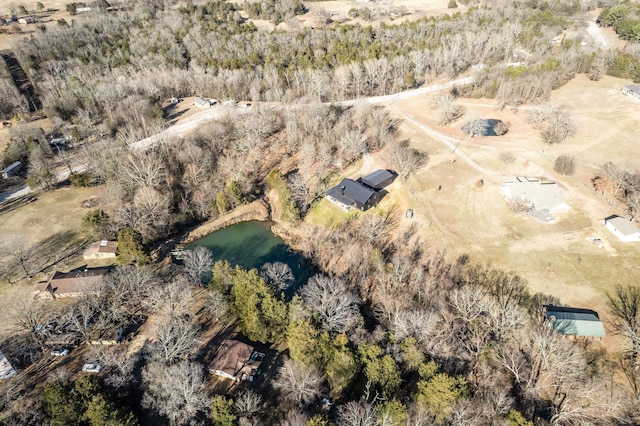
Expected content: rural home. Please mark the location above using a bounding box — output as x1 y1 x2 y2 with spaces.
1 161 22 179
604 215 640 242
33 266 109 299
360 169 396 190
193 97 211 108
501 177 570 214
83 240 118 260
326 169 394 211
622 85 640 101
0 351 16 380
17 16 34 24
209 340 264 382
544 305 606 339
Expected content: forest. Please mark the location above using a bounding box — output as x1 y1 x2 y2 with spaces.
1 0 640 424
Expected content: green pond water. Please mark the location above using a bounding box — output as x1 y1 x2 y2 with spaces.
186 220 312 288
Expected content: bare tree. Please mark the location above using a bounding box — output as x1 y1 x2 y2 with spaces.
0 234 36 280
434 93 465 125
92 345 137 389
234 390 263 421
204 290 229 323
142 361 210 426
148 317 198 364
389 140 427 180
149 275 195 319
554 155 576 176
273 358 325 406
183 246 213 285
337 401 377 426
608 285 640 362
261 262 294 291
499 152 516 166
300 274 362 334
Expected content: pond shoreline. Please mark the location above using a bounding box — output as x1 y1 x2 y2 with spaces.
183 200 270 243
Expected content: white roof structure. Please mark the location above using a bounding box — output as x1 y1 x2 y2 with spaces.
0 351 16 380
501 177 570 214
605 215 640 242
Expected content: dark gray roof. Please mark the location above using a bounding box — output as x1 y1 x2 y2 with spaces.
327 178 374 206
361 169 395 189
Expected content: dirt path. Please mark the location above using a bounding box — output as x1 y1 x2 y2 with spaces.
388 104 497 176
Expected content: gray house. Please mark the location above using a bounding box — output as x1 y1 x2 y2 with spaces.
326 178 386 211
1 162 22 179
360 169 396 190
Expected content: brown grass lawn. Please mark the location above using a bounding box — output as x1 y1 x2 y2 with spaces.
0 185 102 331
378 74 640 347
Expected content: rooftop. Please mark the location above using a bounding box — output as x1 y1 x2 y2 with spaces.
210 340 263 379
605 215 640 236
327 178 375 206
501 177 568 212
544 305 606 338
361 169 395 190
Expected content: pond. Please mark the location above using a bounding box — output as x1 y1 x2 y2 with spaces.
186 220 313 289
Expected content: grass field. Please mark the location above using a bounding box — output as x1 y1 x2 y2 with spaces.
382 74 640 340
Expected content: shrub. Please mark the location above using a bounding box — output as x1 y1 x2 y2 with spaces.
554 154 576 176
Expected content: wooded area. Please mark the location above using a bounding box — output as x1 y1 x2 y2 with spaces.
1 0 640 424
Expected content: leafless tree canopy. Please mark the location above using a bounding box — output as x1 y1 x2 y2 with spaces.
142 361 210 426
300 274 362 334
261 262 294 291
273 358 325 406
183 246 214 285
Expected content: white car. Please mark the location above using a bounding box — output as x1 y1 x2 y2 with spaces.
82 363 102 373
51 349 69 357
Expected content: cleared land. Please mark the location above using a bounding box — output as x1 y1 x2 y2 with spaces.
382 74 640 334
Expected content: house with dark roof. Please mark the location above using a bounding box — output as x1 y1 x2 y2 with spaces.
360 169 396 190
604 215 640 243
544 305 606 339
33 266 109 299
209 340 264 382
326 178 386 211
326 169 395 211
622 85 640 101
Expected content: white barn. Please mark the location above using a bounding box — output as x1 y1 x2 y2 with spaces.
604 215 640 242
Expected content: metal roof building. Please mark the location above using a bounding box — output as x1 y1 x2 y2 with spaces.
326 178 386 211
361 169 396 190
544 305 606 338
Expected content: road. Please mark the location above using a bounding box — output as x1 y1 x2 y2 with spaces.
387 104 497 176
0 77 474 203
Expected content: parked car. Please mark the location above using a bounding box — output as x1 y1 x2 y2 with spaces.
1 369 16 380
51 349 69 357
82 363 102 373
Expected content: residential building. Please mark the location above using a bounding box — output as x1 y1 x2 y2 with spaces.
501 177 570 214
83 240 118 260
34 266 109 299
604 215 640 242
360 169 396 190
326 178 386 211
1 161 22 179
544 305 606 339
209 340 264 382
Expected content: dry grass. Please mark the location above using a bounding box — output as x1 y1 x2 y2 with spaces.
0 186 102 313
374 74 640 347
